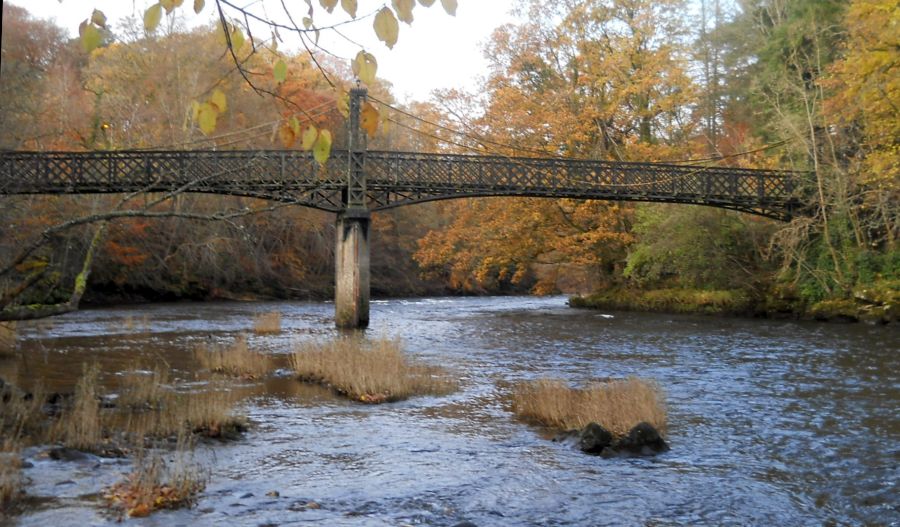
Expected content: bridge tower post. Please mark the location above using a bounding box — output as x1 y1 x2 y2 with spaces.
334 87 370 329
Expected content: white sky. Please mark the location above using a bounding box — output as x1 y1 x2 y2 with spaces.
16 1 517 103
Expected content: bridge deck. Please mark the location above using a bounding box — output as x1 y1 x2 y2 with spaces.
0 149 806 220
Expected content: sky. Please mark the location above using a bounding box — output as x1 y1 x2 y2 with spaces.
16 0 517 103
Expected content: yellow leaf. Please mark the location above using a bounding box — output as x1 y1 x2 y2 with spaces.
273 60 287 83
231 26 245 51
198 103 218 135
194 0 205 14
190 100 201 121
440 0 456 16
351 51 378 85
278 123 296 148
289 116 301 136
301 125 318 150
209 89 227 113
319 0 338 13
91 9 107 28
361 102 380 138
144 3 163 32
160 0 177 14
341 0 357 18
80 21 102 53
313 129 333 166
392 0 415 24
336 88 350 118
418 0 436 5
374 7 399 49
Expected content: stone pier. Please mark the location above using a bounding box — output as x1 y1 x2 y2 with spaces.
334 208 370 329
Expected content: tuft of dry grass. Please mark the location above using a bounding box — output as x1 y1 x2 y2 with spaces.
252 311 281 335
511 377 667 438
117 364 171 410
194 335 273 379
0 438 24 509
1 381 46 443
53 363 105 451
104 437 205 518
290 337 457 403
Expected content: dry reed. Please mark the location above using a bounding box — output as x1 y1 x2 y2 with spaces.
53 363 105 450
104 435 205 518
512 377 667 438
117 364 171 410
252 311 282 335
290 337 457 403
194 335 273 378
0 438 23 508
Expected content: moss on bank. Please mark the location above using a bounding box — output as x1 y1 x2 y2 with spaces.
569 288 756 316
570 280 900 324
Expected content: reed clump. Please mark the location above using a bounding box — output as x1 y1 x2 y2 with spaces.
194 335 273 378
290 337 457 403
0 438 23 509
117 364 171 410
252 311 282 335
104 439 205 518
512 377 667 438
52 363 105 451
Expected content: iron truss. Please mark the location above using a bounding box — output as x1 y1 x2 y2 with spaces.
0 149 808 220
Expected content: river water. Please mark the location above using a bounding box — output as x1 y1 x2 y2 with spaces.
3 296 898 526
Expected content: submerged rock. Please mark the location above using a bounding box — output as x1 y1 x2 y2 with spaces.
578 422 613 454
614 422 669 456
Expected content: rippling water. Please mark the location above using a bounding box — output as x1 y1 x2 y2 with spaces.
4 297 899 526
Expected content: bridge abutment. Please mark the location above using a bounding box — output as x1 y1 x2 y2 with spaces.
334 208 370 329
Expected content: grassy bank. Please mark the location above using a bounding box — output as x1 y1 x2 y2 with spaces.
570 281 900 324
569 288 757 316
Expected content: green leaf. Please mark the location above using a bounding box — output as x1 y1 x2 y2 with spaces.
144 3 163 32
313 129 333 166
273 60 288 84
193 0 205 14
440 0 457 16
198 103 218 135
392 0 415 24
374 7 399 49
209 89 227 113
302 17 313 29
91 9 107 28
341 0 357 18
319 0 338 13
80 22 102 53
351 51 378 85
301 124 318 150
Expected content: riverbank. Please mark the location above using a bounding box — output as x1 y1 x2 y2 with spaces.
569 282 900 324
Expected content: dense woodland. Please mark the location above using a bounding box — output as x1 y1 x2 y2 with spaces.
0 0 897 321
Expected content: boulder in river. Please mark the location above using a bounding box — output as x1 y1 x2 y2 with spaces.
614 422 669 456
578 422 613 454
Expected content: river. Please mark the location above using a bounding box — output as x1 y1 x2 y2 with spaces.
3 296 898 526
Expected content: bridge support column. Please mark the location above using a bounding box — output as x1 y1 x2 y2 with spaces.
334 208 370 329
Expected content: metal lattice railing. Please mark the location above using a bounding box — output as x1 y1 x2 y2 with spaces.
0 149 808 220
